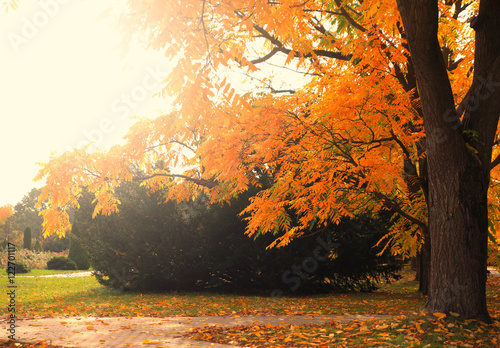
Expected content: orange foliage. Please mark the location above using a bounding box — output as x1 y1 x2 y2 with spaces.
35 1 499 257
0 205 13 224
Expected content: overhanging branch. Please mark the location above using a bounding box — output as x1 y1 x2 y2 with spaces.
138 173 218 189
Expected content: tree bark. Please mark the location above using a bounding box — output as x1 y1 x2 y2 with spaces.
396 0 500 322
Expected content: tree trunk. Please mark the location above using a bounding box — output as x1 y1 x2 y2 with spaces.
396 0 500 322
425 159 490 322
418 228 430 295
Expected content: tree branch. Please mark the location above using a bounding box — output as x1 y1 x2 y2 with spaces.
250 47 281 65
138 173 218 189
334 0 367 32
490 153 500 170
252 23 352 61
373 192 428 230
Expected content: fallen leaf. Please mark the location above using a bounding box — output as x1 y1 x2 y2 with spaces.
433 312 446 320
141 340 160 344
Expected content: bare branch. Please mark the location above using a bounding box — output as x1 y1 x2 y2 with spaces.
250 47 281 64
491 153 500 170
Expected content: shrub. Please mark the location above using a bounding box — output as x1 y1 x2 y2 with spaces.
68 222 90 270
5 263 30 274
23 227 32 250
79 185 210 291
0 249 68 270
46 256 77 270
15 263 30 273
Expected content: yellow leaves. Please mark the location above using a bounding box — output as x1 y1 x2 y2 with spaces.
433 312 447 320
414 321 425 334
2 0 18 12
32 0 477 254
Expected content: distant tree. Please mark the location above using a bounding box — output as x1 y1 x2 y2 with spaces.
0 205 14 241
33 239 43 252
11 188 44 241
23 227 32 250
68 221 90 270
40 235 69 252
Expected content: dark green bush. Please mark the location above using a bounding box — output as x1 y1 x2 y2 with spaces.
46 256 77 270
5 263 30 274
78 184 211 291
76 179 400 293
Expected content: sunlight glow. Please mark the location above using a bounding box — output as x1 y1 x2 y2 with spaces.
1 0 170 206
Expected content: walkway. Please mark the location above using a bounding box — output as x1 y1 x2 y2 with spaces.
16 314 391 348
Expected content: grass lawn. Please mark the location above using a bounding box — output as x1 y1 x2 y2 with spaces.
6 267 500 347
15 267 426 318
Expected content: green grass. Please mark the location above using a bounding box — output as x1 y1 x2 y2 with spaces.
6 266 498 320
12 268 428 318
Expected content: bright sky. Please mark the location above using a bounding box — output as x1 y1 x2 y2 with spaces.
0 0 172 207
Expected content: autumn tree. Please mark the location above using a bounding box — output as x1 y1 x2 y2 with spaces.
0 205 14 241
33 0 500 321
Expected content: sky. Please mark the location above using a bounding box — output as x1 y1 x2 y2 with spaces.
0 0 173 207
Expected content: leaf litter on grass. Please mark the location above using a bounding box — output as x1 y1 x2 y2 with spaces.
185 314 500 347
184 275 500 347
17 274 425 319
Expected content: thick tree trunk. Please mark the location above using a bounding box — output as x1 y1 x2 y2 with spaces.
396 0 500 322
425 155 490 322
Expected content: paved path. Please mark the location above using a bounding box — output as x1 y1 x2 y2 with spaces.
21 272 93 278
488 267 500 278
15 314 391 348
